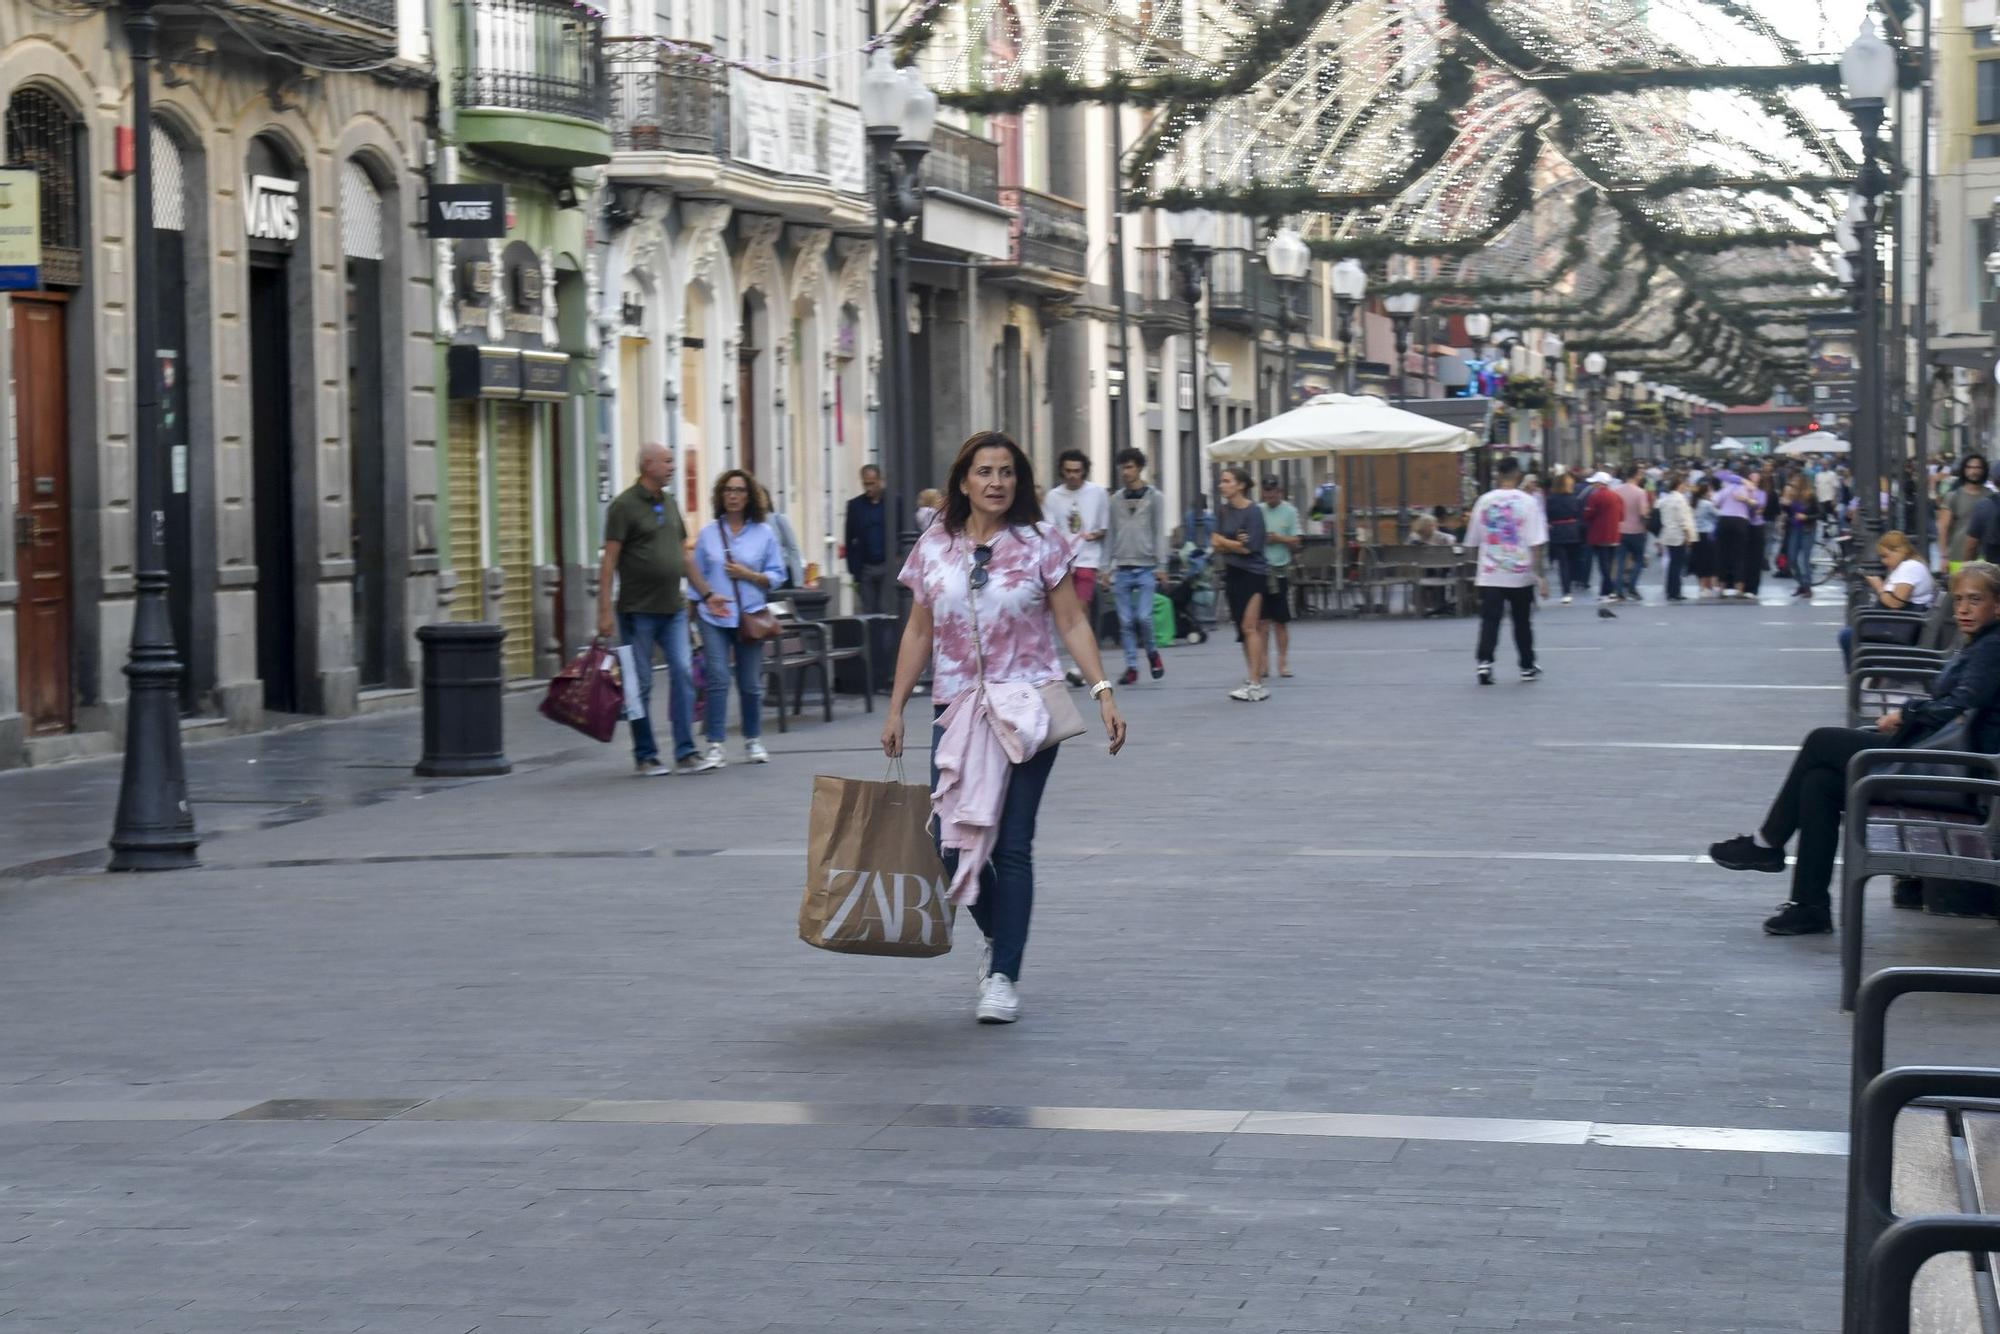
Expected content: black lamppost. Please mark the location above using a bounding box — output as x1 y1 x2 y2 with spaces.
860 48 935 555
1265 225 1310 414
1582 351 1607 468
108 0 198 871
1842 15 1896 549
1331 258 1367 394
1386 290 1421 405
1167 208 1216 510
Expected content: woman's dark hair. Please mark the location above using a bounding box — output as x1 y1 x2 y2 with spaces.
1220 465 1254 495
942 431 1041 534
1693 479 1712 500
712 468 766 523
1116 447 1147 471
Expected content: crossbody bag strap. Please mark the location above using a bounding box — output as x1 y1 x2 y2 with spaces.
720 522 751 623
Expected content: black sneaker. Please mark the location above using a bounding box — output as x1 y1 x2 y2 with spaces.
1065 668 1086 688
1476 662 1494 686
1119 667 1140 687
1148 649 1165 680
1520 665 1541 682
1763 901 1832 936
1708 834 1786 873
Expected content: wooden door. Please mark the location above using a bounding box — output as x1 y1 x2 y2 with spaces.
12 295 71 734
737 344 756 475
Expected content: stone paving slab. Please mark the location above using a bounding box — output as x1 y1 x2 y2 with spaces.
0 582 1993 1330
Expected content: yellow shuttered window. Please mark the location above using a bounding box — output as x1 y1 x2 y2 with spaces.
493 402 535 678
447 400 483 622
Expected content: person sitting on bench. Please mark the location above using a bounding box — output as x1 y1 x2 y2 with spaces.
1705 560 2000 937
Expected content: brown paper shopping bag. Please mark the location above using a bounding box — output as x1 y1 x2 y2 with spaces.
800 770 954 957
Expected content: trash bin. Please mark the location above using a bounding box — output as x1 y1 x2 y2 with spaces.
414 622 512 778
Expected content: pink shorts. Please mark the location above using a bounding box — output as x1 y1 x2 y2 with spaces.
1072 567 1098 605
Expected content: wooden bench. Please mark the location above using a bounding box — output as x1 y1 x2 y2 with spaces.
1844 968 2000 1334
1839 750 2000 1011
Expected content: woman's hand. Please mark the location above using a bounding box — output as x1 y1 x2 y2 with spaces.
723 559 758 582
1864 574 1884 591
1099 695 1127 755
703 592 731 617
882 711 905 759
1877 709 1903 735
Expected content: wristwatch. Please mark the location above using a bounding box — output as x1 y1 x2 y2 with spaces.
1088 680 1114 700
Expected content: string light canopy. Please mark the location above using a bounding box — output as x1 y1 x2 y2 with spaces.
895 0 1881 404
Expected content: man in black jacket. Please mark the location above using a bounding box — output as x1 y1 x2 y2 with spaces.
845 465 892 614
1706 563 2000 935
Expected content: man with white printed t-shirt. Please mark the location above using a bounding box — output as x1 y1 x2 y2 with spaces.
1463 455 1549 687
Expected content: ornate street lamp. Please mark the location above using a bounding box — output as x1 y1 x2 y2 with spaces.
1384 289 1422 405
861 50 935 554
1166 208 1217 509
108 0 198 870
1331 258 1367 394
1581 351 1608 468
1265 226 1310 415
1842 14 1896 549
1539 332 1564 465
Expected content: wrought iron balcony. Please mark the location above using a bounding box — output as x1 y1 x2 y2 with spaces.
1000 187 1087 281
307 0 396 28
1136 246 1192 330
606 38 726 154
1206 247 1285 331
926 124 1000 204
455 0 610 126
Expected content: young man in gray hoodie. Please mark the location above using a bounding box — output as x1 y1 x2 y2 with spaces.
1105 447 1171 684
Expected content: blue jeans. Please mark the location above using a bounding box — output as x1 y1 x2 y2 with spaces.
1617 532 1648 598
696 617 766 743
620 611 697 764
1786 525 1815 592
1113 567 1158 667
931 713 1058 982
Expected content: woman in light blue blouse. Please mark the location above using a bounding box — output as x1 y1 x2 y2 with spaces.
693 469 790 767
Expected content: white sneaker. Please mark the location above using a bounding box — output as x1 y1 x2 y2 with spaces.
976 937 993 993
636 758 671 778
745 740 770 764
976 974 1020 1024
1560 594 1572 605
1229 684 1258 701
694 742 726 772
1249 683 1270 701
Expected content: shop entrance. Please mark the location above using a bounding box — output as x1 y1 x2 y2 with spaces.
249 255 298 713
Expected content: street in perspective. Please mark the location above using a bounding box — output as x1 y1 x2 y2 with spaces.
2 0 1999 1330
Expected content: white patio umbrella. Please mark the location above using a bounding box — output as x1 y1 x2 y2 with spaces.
1774 431 1849 456
1205 393 1476 461
1714 436 1755 453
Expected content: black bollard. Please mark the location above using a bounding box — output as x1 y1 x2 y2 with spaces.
414 623 512 777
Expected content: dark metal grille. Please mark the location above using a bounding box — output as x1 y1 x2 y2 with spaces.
1003 187 1086 278
5 88 82 288
606 38 727 154
927 124 999 203
456 0 610 124
314 0 397 28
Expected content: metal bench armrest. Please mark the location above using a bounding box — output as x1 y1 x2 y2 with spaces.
1852 968 2000 1092
1848 750 2000 784
1862 1214 2000 1334
1858 1068 2000 1230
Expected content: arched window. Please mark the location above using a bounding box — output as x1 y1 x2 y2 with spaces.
4 88 83 287
152 124 185 232
341 158 391 687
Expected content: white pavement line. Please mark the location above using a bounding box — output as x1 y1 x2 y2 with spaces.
1644 683 1841 691
1536 741 1796 752
1777 648 1842 653
1294 848 1720 864
0 1097 1848 1156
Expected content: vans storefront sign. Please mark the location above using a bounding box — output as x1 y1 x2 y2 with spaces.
244 174 300 245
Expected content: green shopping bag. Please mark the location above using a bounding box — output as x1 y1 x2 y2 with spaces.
1153 593 1175 647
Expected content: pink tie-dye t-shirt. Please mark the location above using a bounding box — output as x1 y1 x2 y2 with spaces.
898 522 1078 705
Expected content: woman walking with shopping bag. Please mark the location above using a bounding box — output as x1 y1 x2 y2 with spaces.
692 468 789 769
882 431 1127 1024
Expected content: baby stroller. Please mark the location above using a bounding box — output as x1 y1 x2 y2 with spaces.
1162 545 1217 645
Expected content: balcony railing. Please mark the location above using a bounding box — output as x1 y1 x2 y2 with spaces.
1001 187 1087 278
1136 246 1191 324
927 124 1000 204
607 38 726 153
308 0 397 27
456 0 609 123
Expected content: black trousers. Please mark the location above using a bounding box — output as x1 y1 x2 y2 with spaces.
1475 585 1535 669
1716 515 1750 589
1758 725 1877 908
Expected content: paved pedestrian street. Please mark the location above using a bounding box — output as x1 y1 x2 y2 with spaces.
3 585 1997 1334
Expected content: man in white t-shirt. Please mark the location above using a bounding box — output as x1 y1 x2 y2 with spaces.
1042 449 1110 685
1463 455 1549 686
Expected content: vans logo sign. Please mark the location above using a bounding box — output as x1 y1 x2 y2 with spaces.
244 174 299 244
427 184 508 239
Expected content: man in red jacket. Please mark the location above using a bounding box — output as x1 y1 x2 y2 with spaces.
1581 470 1626 602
